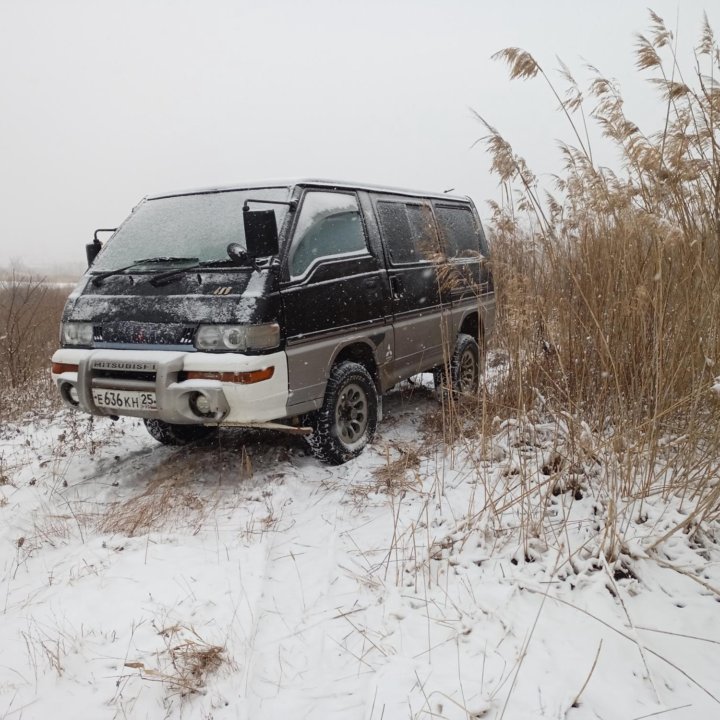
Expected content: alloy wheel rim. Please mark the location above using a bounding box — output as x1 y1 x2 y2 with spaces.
335 382 368 445
459 350 477 392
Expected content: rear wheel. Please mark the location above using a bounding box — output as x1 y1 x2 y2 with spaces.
307 361 378 465
144 419 218 446
434 333 481 396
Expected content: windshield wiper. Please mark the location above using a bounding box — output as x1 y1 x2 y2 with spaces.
92 257 199 286
148 256 253 286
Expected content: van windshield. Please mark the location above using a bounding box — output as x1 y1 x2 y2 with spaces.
92 187 290 272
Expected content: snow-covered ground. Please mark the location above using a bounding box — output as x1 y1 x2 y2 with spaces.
1 377 718 720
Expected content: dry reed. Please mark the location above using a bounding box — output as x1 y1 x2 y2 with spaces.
459 10 720 561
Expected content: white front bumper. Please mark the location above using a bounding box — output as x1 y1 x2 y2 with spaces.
51 348 289 424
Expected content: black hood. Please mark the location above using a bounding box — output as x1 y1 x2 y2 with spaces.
63 269 280 348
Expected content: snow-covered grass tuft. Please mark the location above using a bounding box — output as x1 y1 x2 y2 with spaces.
124 623 226 698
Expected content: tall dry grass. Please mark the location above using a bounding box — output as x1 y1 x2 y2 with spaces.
484 11 719 426
468 10 720 558
0 271 67 420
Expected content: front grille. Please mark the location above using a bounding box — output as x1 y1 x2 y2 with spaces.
93 369 157 382
95 322 195 346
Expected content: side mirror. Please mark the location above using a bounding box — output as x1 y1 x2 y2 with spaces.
243 209 279 258
86 239 102 267
87 228 116 267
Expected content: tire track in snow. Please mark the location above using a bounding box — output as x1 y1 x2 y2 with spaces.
240 474 377 720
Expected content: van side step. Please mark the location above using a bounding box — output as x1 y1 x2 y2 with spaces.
221 421 313 436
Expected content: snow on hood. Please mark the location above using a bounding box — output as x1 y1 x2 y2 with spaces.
66 270 275 324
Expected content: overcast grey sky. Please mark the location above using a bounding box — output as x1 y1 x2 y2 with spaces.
0 0 716 272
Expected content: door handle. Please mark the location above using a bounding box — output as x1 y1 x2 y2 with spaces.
390 275 404 298
363 277 379 288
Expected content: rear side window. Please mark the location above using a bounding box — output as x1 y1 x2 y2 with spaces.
435 205 481 258
376 201 439 264
289 191 367 277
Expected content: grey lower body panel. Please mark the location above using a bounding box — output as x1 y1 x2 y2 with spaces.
285 324 392 415
385 306 448 385
449 293 496 344
283 295 496 418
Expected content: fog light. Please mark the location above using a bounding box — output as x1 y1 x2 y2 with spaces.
61 382 80 407
189 391 213 417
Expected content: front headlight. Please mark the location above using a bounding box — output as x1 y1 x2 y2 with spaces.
194 323 280 352
61 322 94 347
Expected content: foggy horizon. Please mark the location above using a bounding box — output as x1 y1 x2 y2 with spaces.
1 0 717 275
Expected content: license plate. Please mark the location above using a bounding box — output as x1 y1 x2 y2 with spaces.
92 389 157 411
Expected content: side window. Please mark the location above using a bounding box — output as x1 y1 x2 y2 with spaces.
435 205 481 258
376 201 439 264
289 191 368 278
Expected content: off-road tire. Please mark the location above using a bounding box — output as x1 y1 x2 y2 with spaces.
433 333 481 396
307 361 378 465
143 418 218 446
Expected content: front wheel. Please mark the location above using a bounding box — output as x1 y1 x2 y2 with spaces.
144 418 218 446
307 361 378 465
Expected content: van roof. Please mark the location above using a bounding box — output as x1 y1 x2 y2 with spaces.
146 179 471 203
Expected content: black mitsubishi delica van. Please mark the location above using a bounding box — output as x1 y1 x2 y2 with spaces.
51 180 495 464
